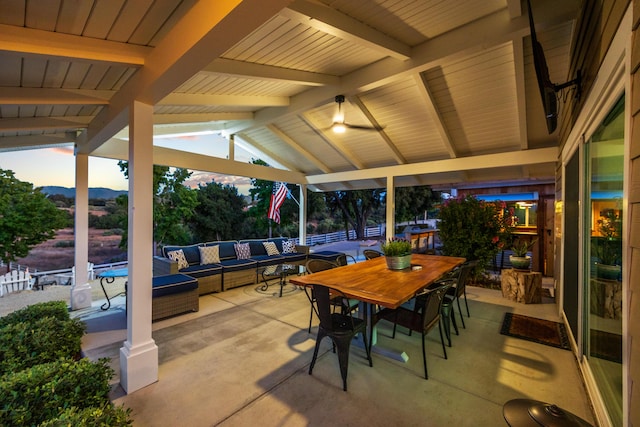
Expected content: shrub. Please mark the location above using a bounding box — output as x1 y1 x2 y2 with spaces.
0 300 69 328
437 195 514 273
54 240 75 248
0 358 115 426
0 316 85 375
40 404 133 426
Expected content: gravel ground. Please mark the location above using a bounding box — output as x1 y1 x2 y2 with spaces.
0 278 127 318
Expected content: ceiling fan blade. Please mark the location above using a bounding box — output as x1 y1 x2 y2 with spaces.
344 123 384 131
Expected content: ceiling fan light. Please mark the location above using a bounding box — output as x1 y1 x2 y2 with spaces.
332 123 346 133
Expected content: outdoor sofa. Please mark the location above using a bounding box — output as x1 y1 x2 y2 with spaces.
153 238 310 293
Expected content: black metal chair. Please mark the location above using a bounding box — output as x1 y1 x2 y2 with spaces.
363 249 383 260
335 253 357 266
442 260 477 330
377 283 450 379
304 259 358 333
308 284 372 391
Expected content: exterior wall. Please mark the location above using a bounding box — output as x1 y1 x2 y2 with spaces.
561 1 635 425
629 2 640 424
560 0 631 149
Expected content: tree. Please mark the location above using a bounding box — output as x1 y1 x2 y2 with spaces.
0 169 68 268
117 162 199 252
189 181 246 242
324 189 384 239
394 186 441 224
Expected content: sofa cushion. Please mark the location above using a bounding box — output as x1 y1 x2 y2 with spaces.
166 249 189 270
234 242 252 260
207 240 238 260
252 254 285 267
308 250 344 262
152 274 198 298
263 241 280 256
199 245 220 264
180 263 223 279
240 239 268 257
219 258 257 272
163 244 201 265
281 252 307 263
282 240 297 254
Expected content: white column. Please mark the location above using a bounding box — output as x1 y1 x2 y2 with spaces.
71 149 92 310
298 184 306 245
229 134 235 160
385 176 395 241
120 100 158 393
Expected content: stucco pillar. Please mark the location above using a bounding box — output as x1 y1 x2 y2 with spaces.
298 184 306 245
120 100 158 393
71 149 92 309
385 176 395 241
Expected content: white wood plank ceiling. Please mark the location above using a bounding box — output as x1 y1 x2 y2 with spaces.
0 0 581 192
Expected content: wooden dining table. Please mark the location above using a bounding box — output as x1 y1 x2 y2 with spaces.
290 254 466 361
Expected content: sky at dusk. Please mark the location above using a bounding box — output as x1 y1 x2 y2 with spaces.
0 133 265 195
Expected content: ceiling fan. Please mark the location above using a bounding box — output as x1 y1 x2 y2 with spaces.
328 95 384 133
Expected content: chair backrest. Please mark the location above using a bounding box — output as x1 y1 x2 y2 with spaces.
418 283 449 332
306 259 338 274
312 284 333 330
454 260 477 297
335 254 356 266
363 249 383 260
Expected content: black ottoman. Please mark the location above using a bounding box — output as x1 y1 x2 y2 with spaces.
308 250 345 263
152 274 199 321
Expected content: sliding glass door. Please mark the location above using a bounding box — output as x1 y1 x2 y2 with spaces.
583 95 624 426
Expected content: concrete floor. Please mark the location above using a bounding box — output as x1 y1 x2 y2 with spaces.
77 278 595 427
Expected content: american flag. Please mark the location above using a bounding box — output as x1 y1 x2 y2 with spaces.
267 182 288 223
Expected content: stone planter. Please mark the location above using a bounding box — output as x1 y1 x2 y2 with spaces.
385 254 412 270
509 255 531 270
595 264 621 281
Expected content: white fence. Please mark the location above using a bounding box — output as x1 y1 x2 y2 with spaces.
298 225 385 246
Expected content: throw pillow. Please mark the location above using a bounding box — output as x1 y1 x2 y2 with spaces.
282 240 296 254
167 249 189 270
234 242 252 260
199 245 220 265
263 241 280 256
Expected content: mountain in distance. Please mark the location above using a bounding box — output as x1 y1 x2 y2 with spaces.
40 186 127 200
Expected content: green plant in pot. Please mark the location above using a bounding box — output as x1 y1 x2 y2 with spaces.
510 239 536 270
593 208 622 281
380 238 413 270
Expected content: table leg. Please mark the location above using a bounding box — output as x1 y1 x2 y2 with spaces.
353 302 409 363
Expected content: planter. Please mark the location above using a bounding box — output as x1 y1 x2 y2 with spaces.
385 254 412 270
509 255 531 270
595 264 621 281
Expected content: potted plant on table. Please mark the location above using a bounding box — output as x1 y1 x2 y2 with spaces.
380 238 413 270
509 239 537 270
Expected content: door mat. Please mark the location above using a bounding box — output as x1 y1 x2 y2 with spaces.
500 312 570 350
590 329 622 363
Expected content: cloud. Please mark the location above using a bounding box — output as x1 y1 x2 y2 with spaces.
185 172 252 193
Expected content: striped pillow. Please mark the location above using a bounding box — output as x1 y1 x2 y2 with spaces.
263 241 280 256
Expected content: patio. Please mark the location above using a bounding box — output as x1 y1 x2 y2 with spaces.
77 269 595 426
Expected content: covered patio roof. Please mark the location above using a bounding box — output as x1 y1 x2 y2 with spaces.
0 0 579 191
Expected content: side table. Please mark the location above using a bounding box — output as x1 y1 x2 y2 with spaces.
261 264 304 297
501 268 542 304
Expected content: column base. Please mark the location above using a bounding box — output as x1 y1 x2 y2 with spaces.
119 339 158 394
70 284 93 310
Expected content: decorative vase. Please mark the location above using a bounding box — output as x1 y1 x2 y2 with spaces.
595 264 621 281
385 254 412 270
510 255 531 270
